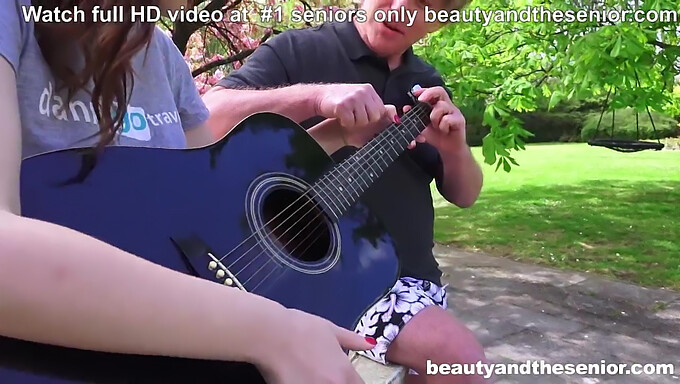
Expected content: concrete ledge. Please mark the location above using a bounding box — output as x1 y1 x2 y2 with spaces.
350 352 407 384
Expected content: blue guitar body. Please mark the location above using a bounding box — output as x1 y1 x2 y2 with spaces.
0 112 403 383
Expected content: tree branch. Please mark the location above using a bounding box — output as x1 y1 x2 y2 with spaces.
299 0 315 28
534 62 557 87
172 0 240 54
191 49 256 77
190 30 272 77
647 39 680 51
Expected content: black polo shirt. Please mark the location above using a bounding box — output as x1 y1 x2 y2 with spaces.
217 21 449 285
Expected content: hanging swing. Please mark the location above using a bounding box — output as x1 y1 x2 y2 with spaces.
587 72 665 152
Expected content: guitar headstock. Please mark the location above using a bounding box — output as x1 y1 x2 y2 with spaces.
407 84 421 105
407 84 432 114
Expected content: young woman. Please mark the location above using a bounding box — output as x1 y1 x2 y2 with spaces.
0 1 373 383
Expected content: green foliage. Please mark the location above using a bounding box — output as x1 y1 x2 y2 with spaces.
662 83 680 118
184 0 680 171
416 0 680 171
465 110 585 145
520 111 585 142
581 108 680 140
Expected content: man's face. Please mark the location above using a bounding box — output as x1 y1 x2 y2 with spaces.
358 0 448 57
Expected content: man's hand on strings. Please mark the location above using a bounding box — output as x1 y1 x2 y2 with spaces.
312 83 404 147
403 86 468 153
322 104 399 148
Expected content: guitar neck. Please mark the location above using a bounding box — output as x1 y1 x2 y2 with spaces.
313 101 432 219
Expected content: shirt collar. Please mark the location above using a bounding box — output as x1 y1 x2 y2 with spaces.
332 21 420 69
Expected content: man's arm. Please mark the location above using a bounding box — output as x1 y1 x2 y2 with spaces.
202 84 323 139
410 86 483 208
183 123 216 148
305 118 348 155
203 85 349 154
437 145 483 208
305 103 397 155
204 81 395 150
200 35 321 138
203 31 392 150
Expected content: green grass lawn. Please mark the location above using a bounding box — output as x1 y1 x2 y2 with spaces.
432 142 680 290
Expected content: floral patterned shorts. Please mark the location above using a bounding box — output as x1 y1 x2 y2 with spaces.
354 276 448 371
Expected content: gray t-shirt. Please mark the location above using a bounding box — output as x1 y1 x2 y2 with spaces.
1 0 209 158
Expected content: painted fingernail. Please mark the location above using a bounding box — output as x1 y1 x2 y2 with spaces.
394 115 401 124
365 337 377 346
412 84 422 92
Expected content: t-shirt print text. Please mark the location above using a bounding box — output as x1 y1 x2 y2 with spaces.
39 81 181 141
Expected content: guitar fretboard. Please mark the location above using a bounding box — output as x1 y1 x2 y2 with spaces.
313 102 432 220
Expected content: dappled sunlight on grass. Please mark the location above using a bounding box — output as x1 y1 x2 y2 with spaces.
432 143 680 289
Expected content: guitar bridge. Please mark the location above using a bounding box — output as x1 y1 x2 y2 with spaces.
206 253 246 290
170 234 246 291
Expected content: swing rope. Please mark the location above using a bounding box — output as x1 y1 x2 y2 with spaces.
587 71 665 152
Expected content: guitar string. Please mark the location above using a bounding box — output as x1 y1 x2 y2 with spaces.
227 107 430 285
239 109 429 291
262 108 430 258
273 109 430 261
215 103 430 269
223 106 429 273
226 107 430 288
243 110 431 292
230 108 431 289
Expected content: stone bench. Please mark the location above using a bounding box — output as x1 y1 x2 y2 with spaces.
350 352 407 384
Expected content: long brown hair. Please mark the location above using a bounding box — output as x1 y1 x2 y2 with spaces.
32 0 159 150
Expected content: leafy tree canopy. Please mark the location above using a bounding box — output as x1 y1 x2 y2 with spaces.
417 0 680 170
166 0 680 171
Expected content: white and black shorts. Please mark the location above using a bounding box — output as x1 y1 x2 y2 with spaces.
354 276 448 369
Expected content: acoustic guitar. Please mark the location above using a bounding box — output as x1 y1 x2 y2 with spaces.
0 95 433 383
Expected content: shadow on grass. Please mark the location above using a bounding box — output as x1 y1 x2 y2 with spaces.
434 179 680 289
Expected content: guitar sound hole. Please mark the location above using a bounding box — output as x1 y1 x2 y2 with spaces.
261 188 331 262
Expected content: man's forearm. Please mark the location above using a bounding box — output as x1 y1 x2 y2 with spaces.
438 145 483 208
306 118 348 155
202 84 321 139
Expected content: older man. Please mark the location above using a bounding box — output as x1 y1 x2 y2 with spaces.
203 0 487 382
